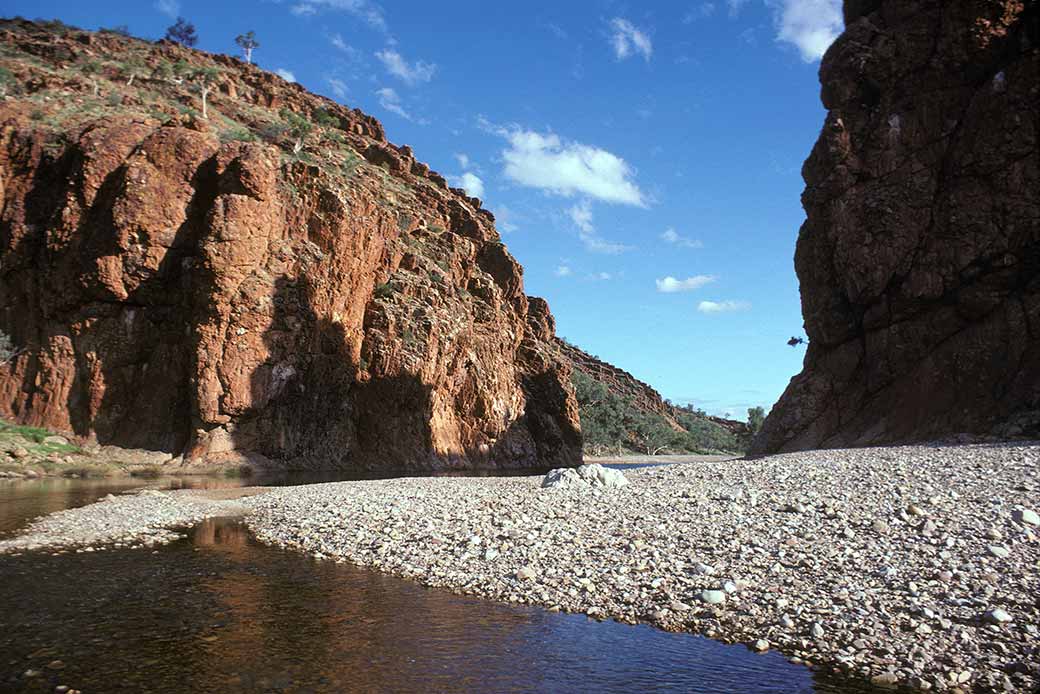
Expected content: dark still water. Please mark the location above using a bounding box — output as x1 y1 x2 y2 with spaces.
0 480 881 694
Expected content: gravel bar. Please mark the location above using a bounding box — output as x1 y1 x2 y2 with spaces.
0 489 251 553
244 444 1039 693
1 443 1036 692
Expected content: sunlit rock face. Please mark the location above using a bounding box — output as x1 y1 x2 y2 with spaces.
0 20 581 471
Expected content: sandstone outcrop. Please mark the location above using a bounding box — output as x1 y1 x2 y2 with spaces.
753 1 1039 454
0 20 581 471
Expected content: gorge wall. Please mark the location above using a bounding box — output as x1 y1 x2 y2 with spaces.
753 1 1039 454
0 20 582 471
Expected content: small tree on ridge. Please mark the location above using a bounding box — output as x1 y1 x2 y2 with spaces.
235 31 259 63
166 17 198 47
191 67 220 118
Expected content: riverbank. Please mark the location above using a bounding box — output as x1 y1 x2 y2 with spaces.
0 420 256 480
1 443 1037 692
243 443 1039 693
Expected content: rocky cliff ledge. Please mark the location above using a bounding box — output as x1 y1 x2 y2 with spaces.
0 19 581 471
754 1 1039 454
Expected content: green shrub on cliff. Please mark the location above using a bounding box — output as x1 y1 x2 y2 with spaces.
0 331 20 363
571 369 744 455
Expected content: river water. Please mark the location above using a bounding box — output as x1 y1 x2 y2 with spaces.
0 475 883 694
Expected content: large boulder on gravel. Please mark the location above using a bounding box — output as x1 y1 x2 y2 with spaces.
541 463 628 489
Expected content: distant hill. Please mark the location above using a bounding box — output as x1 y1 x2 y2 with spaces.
555 338 749 455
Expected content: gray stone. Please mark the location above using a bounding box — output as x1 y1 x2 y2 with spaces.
872 519 891 535
983 608 1012 625
700 589 726 605
515 566 536 581
871 672 900 688
987 545 1010 559
541 464 628 489
1012 508 1039 526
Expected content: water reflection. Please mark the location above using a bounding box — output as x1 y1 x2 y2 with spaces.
0 467 544 540
0 477 152 539
0 512 884 694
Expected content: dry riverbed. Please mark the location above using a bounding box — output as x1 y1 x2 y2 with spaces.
2 443 1038 693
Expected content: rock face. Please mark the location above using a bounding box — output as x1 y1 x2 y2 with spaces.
0 20 581 471
753 1 1040 454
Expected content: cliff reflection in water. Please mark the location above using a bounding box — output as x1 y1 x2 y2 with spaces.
1 507 884 693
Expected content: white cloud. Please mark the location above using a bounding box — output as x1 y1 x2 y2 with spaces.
154 0 180 18
328 33 358 58
490 205 518 233
454 153 471 169
683 3 716 22
376 49 436 85
609 18 653 61
661 227 704 249
449 172 485 198
326 77 348 99
376 87 412 120
727 0 751 17
656 275 717 293
276 69 297 83
482 121 646 206
583 237 631 254
697 299 751 313
567 200 632 254
594 272 613 281
290 0 386 31
568 200 594 233
771 0 843 61
555 265 572 277
547 23 568 39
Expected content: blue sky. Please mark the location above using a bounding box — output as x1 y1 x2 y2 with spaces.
7 0 845 420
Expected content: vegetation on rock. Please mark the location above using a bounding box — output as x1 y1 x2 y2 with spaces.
570 369 745 455
0 18 580 471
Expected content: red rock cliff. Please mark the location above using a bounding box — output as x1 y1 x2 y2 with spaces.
753 1 1039 454
0 20 581 470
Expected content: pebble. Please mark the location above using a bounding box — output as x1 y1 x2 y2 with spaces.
5 442 1038 693
752 639 769 652
987 545 1010 559
871 672 900 688
1012 508 1039 526
983 608 1012 624
872 519 891 535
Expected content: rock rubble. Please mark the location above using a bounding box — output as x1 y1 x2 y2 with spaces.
2 443 1037 692
244 444 1039 692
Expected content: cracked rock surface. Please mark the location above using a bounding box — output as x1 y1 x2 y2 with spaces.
754 1 1040 454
